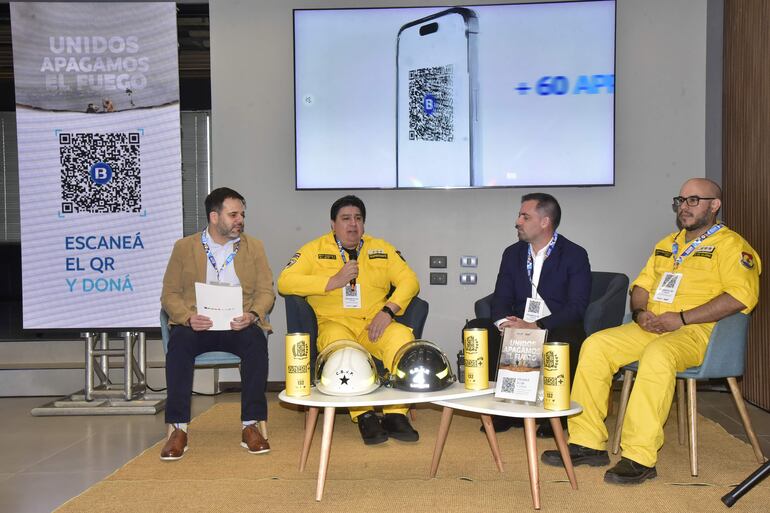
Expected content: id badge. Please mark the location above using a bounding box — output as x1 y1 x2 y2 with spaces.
523 297 550 322
343 283 362 308
653 272 683 303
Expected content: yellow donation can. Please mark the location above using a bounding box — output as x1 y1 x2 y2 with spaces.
285 333 311 397
543 342 570 410
463 327 489 390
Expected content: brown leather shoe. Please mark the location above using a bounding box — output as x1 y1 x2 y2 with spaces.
160 428 188 461
241 424 270 454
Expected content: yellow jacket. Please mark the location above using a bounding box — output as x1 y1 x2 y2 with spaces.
278 232 419 320
632 225 761 316
161 232 275 329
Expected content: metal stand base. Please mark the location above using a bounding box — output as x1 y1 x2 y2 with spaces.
31 331 166 416
31 390 166 416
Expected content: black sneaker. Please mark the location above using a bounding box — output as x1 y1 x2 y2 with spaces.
381 413 419 442
541 443 610 467
603 457 657 485
480 415 524 433
357 411 388 445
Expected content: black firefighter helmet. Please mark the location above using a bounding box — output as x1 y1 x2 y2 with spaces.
388 340 456 391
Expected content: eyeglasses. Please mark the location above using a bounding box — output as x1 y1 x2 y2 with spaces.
672 196 717 208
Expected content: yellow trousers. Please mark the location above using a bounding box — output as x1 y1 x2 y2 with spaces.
569 321 712 467
317 316 414 419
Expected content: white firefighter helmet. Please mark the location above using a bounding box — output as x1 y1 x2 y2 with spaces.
314 340 380 396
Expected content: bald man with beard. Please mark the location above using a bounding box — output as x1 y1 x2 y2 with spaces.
542 178 761 485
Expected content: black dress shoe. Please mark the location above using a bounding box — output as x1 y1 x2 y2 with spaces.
480 415 524 433
541 443 610 467
357 411 388 445
603 457 657 484
381 413 419 442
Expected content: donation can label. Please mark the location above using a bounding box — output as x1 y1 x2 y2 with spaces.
463 328 489 390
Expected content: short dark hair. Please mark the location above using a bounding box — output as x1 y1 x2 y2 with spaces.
330 195 366 222
205 187 245 220
521 192 561 230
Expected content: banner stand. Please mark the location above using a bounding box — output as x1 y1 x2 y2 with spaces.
30 331 166 416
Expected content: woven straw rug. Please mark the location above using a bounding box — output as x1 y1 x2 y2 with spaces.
55 399 769 512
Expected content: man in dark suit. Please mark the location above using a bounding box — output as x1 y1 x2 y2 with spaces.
471 192 592 435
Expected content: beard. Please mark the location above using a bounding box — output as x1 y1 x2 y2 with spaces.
676 210 712 232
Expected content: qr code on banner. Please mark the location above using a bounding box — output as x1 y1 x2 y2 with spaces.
500 376 518 394
59 132 141 214
408 65 454 142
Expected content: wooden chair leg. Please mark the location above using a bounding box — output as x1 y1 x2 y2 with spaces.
687 378 698 476
676 379 686 445
258 420 268 440
409 407 417 422
612 369 635 454
726 377 765 463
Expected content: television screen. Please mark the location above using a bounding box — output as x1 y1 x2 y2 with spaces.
294 1 615 189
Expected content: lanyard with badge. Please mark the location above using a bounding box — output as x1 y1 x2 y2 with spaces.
653 223 723 303
523 232 558 322
201 230 240 283
336 237 363 308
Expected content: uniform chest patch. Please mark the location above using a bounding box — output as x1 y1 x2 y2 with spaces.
318 254 337 260
655 249 673 258
693 251 714 259
368 249 387 260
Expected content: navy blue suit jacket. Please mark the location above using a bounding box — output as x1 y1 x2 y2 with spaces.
491 234 591 331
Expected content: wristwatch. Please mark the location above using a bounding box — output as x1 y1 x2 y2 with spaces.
381 305 396 319
632 308 645 323
249 311 260 324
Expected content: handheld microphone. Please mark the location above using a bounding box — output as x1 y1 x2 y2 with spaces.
349 250 357 288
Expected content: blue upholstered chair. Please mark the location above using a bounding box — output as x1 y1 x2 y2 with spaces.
160 309 242 368
611 312 765 476
283 294 429 420
473 271 629 337
160 309 269 437
283 294 429 372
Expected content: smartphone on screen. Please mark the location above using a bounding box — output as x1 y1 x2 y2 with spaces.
396 8 479 188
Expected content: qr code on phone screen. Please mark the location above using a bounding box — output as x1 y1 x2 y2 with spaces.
408 65 454 142
59 132 141 213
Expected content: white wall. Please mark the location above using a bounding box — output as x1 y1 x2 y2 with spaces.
206 0 712 380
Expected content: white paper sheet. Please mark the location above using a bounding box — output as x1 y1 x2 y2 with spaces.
195 282 243 331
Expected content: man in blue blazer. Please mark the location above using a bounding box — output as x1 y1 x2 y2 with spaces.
472 192 592 435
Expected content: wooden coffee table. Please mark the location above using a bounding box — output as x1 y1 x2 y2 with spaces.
430 393 582 510
279 382 495 501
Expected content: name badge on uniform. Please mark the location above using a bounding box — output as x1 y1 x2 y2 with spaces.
653 272 683 303
523 297 551 322
343 283 362 308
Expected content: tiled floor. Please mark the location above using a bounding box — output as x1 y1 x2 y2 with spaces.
0 389 768 513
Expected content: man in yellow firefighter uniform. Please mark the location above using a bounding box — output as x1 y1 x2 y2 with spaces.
542 178 761 484
278 195 420 445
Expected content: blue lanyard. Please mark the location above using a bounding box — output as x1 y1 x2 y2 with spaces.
335 237 363 264
526 232 559 282
201 230 240 281
671 224 722 270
